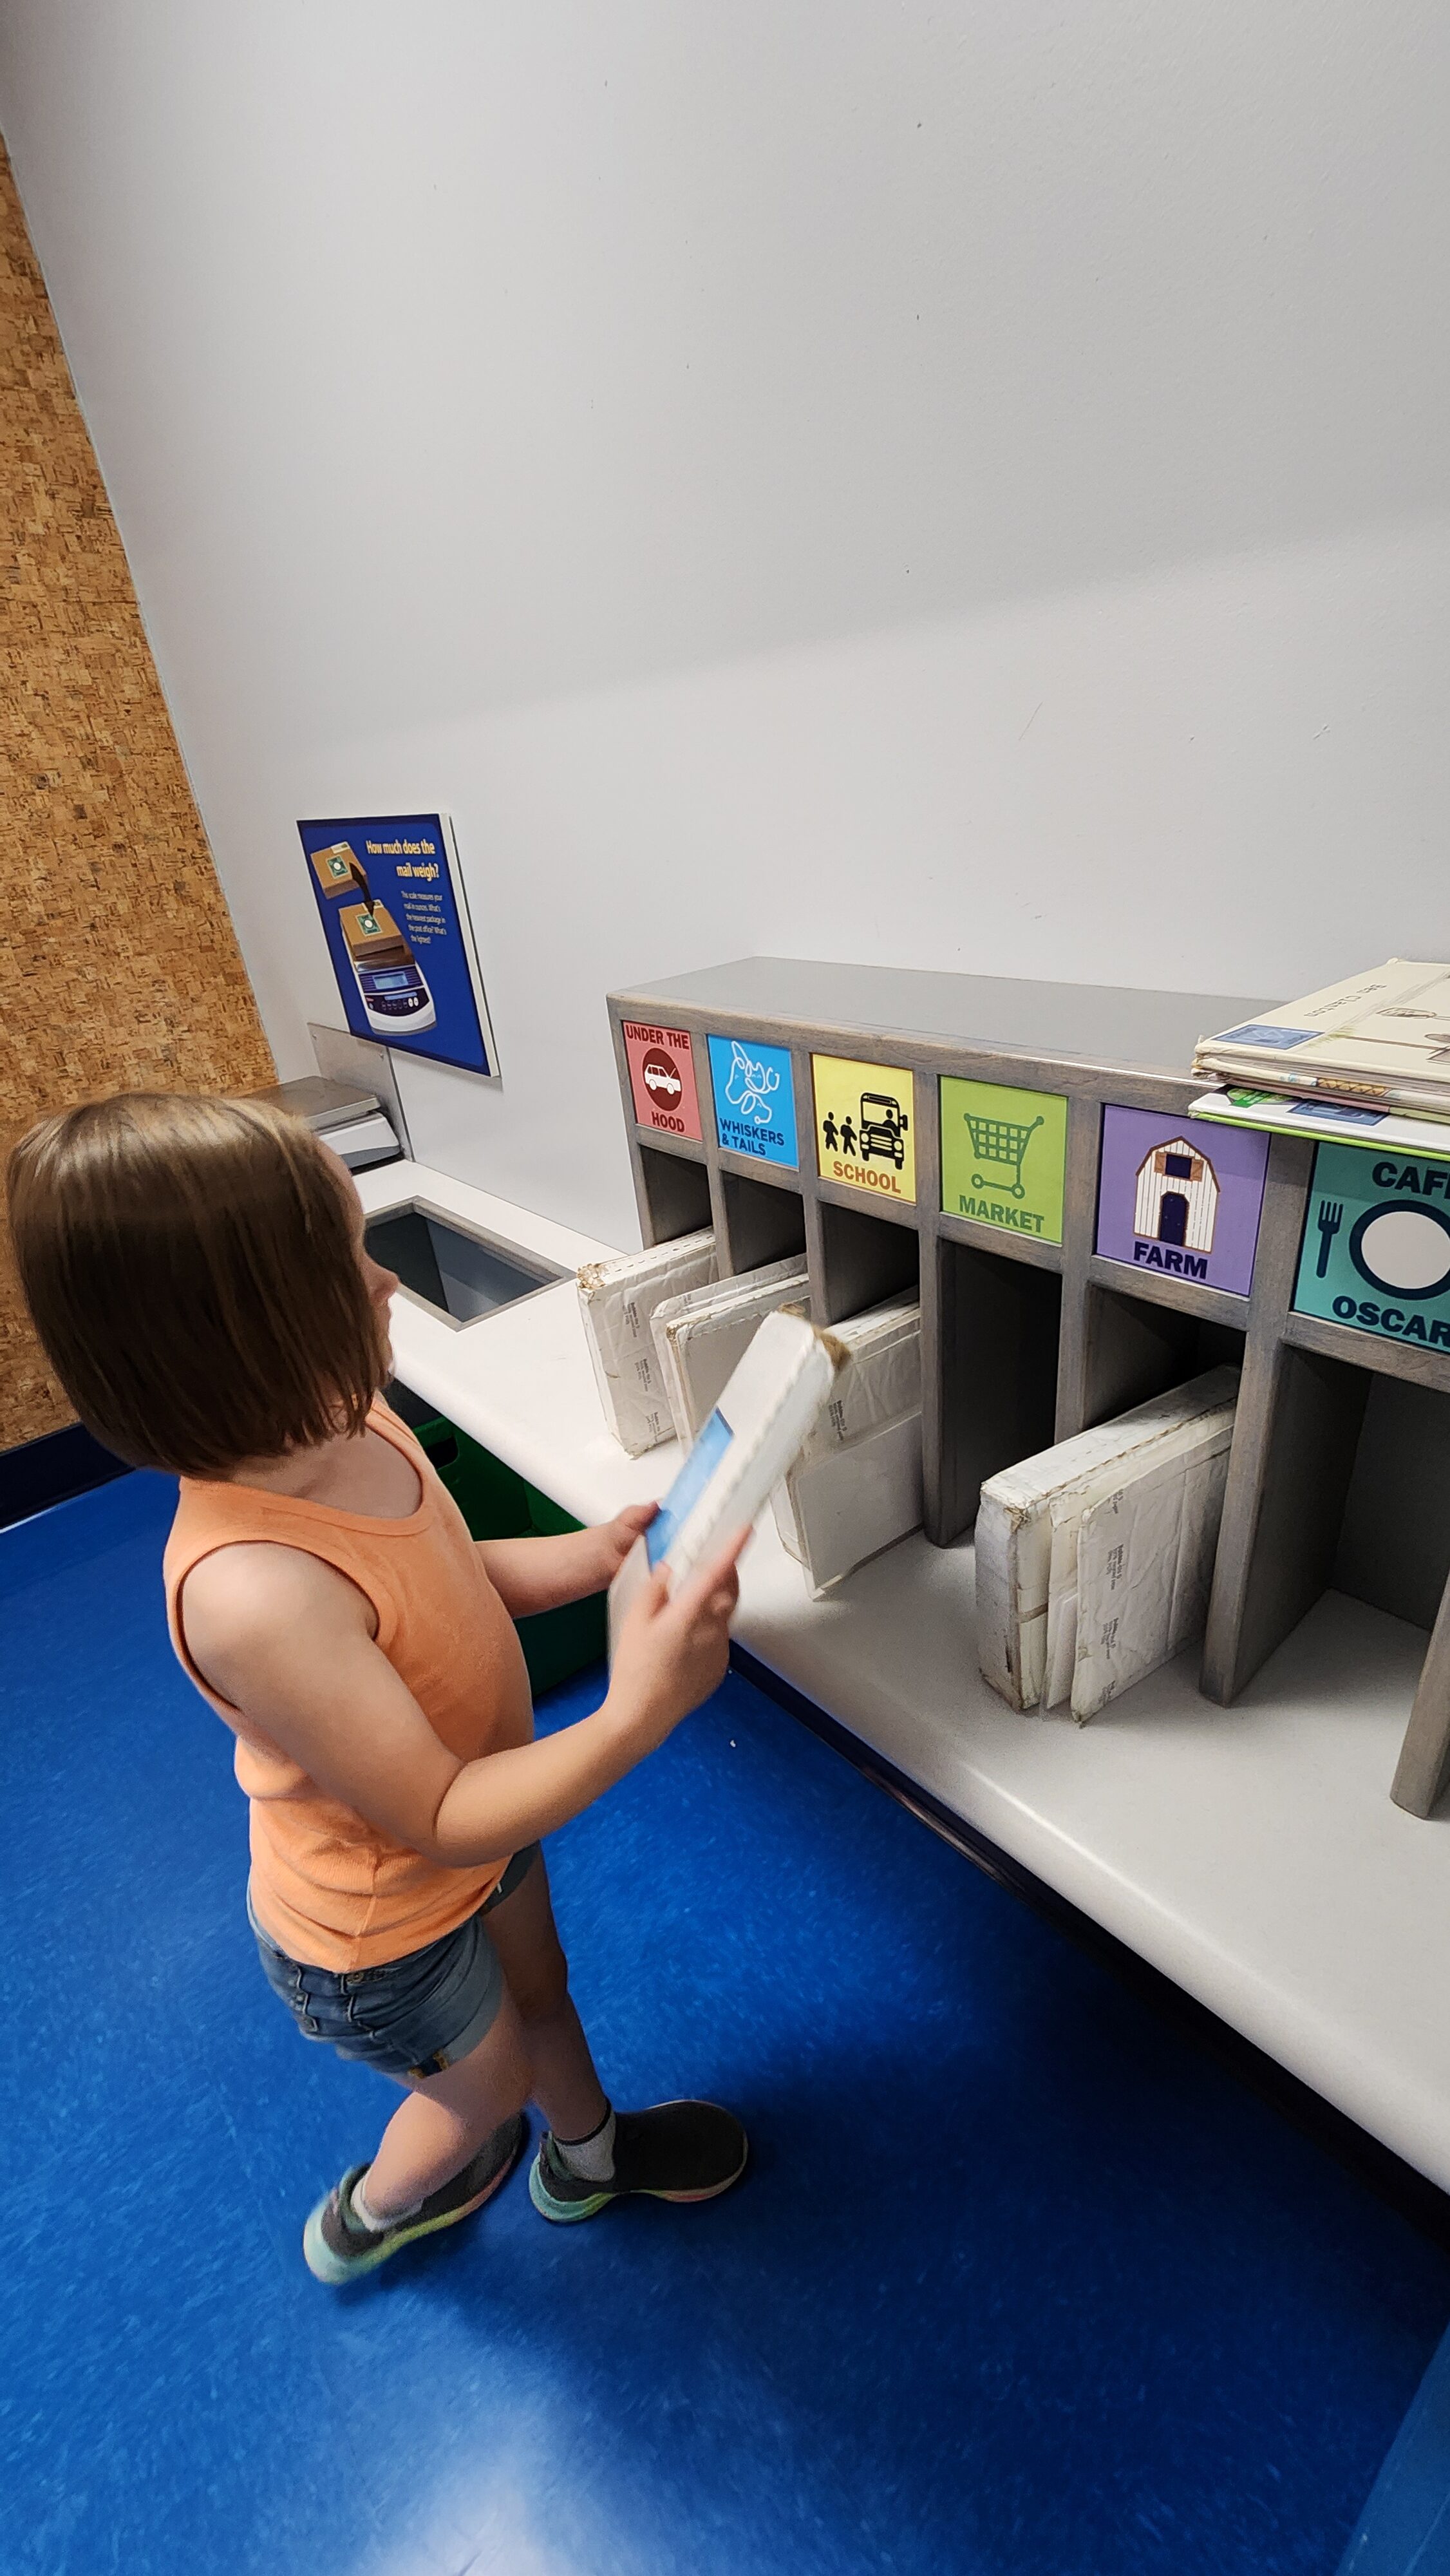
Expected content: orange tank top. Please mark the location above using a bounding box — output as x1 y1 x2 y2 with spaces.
164 1402 534 1970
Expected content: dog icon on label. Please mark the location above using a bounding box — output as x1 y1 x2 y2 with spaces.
723 1041 780 1125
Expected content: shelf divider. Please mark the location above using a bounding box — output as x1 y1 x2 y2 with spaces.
1391 1577 1450 1817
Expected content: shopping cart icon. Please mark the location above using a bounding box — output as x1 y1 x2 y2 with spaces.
964 1112 1042 1199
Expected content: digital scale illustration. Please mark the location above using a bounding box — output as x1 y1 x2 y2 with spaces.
1293 1140 1450 1349
298 813 498 1075
309 842 437 1037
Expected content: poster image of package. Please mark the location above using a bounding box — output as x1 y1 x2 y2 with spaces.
1293 1141 1450 1352
298 813 498 1075
939 1077 1067 1241
707 1035 798 1167
622 1021 704 1140
812 1054 916 1204
1095 1105 1269 1295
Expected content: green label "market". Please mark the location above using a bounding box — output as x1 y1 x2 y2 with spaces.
939 1078 1067 1243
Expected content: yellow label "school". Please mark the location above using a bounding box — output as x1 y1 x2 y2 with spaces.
811 1054 917 1205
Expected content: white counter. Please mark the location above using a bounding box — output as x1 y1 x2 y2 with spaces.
361 1161 1450 2197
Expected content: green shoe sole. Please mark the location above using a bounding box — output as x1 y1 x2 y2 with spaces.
305 2124 526 2284
527 2135 749 2226
528 2157 613 2224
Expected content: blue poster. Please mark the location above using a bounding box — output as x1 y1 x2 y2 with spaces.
298 813 498 1076
708 1034 798 1168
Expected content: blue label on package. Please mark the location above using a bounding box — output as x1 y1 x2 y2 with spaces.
1294 1141 1450 1350
1215 1022 1320 1050
708 1035 798 1168
646 1408 735 1564
1286 1099 1387 1126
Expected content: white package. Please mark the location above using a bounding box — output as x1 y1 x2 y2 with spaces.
775 1410 924 1596
577 1227 716 1456
1069 1423 1236 1720
652 1256 810 1444
772 1298 922 1593
1041 1383 1239 1710
609 1310 841 1650
975 1366 1241 1711
792 1297 921 1467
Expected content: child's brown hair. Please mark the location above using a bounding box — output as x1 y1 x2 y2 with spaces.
7 1092 388 1477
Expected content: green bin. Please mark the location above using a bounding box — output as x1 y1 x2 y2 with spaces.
412 1414 607 1697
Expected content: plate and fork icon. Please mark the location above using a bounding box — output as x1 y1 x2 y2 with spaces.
1304 1156 1450 1309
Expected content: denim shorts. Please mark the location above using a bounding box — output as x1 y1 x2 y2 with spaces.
249 1845 539 2083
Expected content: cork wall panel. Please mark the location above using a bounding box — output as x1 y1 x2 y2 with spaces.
0 144 275 1449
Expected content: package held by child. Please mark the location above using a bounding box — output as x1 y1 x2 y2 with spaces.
609 1309 843 1647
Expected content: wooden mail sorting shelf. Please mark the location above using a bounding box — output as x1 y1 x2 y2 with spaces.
608 960 1450 1815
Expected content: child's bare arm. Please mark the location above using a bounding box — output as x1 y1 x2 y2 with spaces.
179 1530 743 1866
476 1504 655 1616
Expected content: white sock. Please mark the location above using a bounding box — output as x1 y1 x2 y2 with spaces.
556 2107 616 2183
350 2173 420 2233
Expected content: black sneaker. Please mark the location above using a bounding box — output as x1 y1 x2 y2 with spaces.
529 2101 748 2223
303 2112 527 2283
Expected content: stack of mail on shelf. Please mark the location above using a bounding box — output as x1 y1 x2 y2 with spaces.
772 1298 923 1595
652 1256 811 1446
578 1229 717 1456
1194 960 1450 1125
976 1366 1239 1720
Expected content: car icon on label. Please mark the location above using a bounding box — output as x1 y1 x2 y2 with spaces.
641 1048 683 1106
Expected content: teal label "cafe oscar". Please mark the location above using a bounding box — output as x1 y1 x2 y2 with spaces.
1293 1141 1450 1349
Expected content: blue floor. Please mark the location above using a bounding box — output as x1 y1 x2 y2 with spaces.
3 1472 1447 2576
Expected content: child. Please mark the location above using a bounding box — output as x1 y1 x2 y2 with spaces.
8 1091 749 2284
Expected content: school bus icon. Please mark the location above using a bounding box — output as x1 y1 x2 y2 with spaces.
859 1092 909 1170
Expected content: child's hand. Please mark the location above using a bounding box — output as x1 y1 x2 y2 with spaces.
478 1504 660 1618
605 1529 748 1750
585 1501 658 1591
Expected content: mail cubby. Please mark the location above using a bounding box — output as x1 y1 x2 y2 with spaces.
1205 1348 1450 1801
1074 1276 1247 1434
636 1142 712 1247
718 1170 807 1277
1336 1376 1450 1633
816 1198 920 1328
928 1236 1062 1544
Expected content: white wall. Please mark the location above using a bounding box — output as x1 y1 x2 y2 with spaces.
3 1 1447 1247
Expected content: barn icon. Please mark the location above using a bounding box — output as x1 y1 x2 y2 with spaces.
1133 1138 1219 1252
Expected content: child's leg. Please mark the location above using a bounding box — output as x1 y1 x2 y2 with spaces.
362 1989 531 2221
482 1852 610 2143
485 1850 748 2222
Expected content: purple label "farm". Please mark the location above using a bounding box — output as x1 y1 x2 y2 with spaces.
1095 1106 1269 1298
